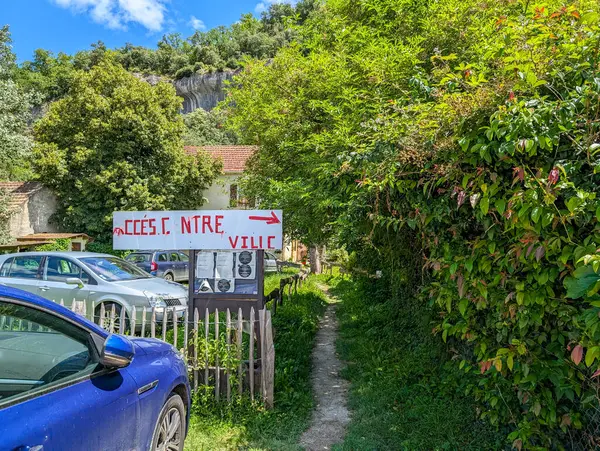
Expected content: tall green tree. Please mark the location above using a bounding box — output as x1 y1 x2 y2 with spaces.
14 49 75 103
0 25 37 180
33 57 221 241
183 108 238 146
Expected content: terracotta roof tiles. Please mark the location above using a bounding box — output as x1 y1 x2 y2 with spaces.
184 146 257 174
0 181 45 208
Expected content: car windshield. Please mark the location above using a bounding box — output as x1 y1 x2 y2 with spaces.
80 257 151 282
126 253 151 263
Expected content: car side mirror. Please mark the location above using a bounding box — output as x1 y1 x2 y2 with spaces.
100 334 134 369
66 277 84 288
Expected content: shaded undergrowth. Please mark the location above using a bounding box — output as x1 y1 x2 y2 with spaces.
323 274 507 451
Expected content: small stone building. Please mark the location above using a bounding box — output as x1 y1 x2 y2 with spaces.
1 181 59 238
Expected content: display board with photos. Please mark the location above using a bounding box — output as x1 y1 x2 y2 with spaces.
194 250 259 295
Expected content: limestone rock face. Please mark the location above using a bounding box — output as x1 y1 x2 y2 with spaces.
173 71 235 113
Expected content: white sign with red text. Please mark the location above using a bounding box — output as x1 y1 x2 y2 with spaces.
112 210 283 251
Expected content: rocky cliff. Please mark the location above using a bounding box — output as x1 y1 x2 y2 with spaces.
174 71 235 113
138 71 235 113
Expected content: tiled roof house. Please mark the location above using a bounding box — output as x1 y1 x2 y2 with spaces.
185 145 257 209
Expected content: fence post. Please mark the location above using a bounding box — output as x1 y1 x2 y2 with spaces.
162 307 167 342
130 306 136 337
259 309 265 403
141 307 147 338
173 306 178 348
279 280 285 307
215 308 220 402
110 305 116 333
250 307 255 400
204 308 210 386
193 308 199 392
271 290 277 315
119 307 126 335
226 309 231 403
184 307 189 358
237 308 243 397
99 303 105 329
263 310 275 408
151 307 156 338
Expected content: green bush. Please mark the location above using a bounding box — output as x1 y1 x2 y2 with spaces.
174 65 195 80
34 238 70 252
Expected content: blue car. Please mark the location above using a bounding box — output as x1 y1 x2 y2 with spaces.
0 285 190 451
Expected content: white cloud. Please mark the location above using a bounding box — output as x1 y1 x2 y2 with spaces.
189 15 206 31
254 0 296 14
52 0 167 31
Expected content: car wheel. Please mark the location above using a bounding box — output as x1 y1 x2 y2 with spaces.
94 301 129 333
151 393 186 451
164 273 174 282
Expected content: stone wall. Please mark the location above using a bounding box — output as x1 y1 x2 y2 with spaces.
10 187 59 238
138 71 235 113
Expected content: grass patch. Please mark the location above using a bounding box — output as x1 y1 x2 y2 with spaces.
184 274 326 450
321 275 506 451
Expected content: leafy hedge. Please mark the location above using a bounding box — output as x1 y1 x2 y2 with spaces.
417 8 600 448
227 0 600 447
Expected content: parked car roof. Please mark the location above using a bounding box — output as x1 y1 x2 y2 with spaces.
128 250 185 253
0 251 115 259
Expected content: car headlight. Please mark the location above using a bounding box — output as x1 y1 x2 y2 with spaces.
144 291 166 308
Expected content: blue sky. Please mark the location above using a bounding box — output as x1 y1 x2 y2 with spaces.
3 0 289 62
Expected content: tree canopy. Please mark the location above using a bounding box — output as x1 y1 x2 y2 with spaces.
33 57 220 241
0 25 36 180
183 108 238 146
14 0 318 106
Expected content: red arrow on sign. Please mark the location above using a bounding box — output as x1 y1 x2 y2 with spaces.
249 211 281 225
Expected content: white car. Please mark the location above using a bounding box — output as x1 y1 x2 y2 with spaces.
0 251 187 328
264 252 279 273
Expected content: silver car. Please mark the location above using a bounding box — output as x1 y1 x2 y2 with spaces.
0 252 187 327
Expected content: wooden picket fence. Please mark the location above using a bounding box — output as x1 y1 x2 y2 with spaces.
1 299 275 407
264 270 309 315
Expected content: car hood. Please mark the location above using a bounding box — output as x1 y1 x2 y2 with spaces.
112 278 187 298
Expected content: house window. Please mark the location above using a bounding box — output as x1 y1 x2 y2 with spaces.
229 184 238 207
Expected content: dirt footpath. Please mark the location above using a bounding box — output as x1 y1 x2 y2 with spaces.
299 288 350 450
